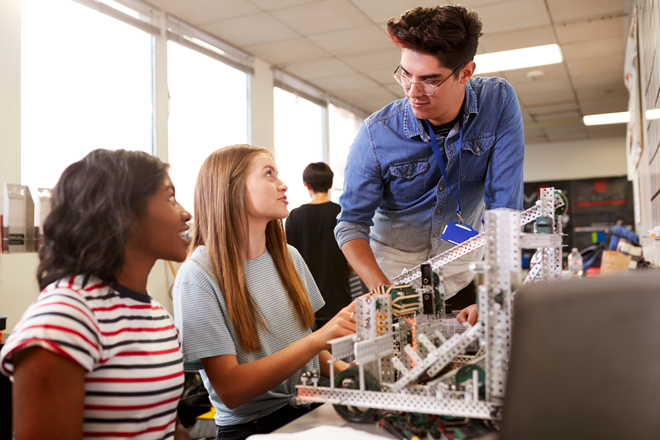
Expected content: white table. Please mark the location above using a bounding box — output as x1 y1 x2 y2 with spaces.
272 403 396 438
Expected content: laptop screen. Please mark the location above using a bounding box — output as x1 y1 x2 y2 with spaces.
501 271 660 440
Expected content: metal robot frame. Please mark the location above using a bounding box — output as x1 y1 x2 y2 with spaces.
297 188 565 422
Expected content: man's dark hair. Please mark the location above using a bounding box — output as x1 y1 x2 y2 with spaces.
37 149 168 290
387 5 483 75
303 162 333 193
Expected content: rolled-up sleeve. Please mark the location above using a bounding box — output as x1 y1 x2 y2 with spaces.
335 121 384 248
485 81 524 211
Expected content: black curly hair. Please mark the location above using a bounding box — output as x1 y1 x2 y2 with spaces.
37 149 168 290
387 5 483 75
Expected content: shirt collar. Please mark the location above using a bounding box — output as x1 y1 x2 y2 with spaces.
403 80 479 140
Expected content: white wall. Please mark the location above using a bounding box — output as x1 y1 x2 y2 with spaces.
524 137 627 182
0 1 275 331
0 0 21 210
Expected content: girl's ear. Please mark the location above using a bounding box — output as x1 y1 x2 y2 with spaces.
304 182 312 190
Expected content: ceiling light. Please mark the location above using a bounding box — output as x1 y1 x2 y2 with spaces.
646 109 660 120
583 112 630 126
526 70 545 81
473 44 563 75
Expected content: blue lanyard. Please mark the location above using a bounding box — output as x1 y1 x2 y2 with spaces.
424 119 464 223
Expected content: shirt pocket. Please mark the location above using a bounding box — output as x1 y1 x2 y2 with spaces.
461 133 495 181
388 160 429 201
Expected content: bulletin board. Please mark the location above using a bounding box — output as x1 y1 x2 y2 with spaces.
633 1 660 238
522 176 634 268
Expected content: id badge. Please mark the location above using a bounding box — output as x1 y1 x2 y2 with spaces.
441 221 478 245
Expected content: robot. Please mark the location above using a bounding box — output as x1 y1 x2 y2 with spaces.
297 188 567 423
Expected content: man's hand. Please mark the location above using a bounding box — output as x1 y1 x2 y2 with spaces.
456 304 479 326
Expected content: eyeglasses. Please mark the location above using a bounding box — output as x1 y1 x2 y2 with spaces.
393 64 463 97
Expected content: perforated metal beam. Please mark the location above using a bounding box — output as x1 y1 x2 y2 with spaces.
297 387 501 420
392 195 564 285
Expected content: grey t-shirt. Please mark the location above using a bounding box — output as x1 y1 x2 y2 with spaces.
173 245 325 426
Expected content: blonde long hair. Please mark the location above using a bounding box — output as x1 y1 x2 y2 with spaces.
189 145 315 352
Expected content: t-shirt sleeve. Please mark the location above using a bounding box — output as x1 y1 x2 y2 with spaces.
0 288 102 377
173 261 237 364
287 245 325 313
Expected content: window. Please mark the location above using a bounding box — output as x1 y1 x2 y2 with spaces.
274 87 325 211
328 104 364 202
167 41 249 213
21 0 153 189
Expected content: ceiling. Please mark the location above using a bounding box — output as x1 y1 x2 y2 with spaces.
144 0 629 144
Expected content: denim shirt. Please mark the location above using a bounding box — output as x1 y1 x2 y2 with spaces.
334 76 524 296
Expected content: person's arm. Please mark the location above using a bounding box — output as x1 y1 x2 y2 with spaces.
335 122 389 289
174 417 191 440
341 238 389 291
201 301 356 409
484 80 525 211
13 347 86 440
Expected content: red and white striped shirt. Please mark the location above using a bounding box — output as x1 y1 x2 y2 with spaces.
0 275 184 439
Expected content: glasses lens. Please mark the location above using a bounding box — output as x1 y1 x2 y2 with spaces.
418 82 435 96
394 73 410 89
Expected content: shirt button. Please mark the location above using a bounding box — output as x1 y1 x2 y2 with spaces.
430 254 434 258
439 186 444 191
407 171 411 176
433 233 437 237
476 147 481 152
436 210 440 214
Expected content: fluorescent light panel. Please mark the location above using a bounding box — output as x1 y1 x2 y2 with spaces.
583 112 630 126
646 109 660 120
473 44 563 75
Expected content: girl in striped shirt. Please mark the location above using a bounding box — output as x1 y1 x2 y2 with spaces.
1 150 192 439
174 145 357 440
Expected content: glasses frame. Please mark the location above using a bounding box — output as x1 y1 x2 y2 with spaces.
393 64 463 97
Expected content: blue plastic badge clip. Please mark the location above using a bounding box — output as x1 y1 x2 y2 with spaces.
440 221 478 245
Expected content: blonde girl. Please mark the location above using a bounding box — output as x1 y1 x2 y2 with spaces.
173 145 355 440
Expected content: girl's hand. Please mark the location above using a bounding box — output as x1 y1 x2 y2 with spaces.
313 301 357 350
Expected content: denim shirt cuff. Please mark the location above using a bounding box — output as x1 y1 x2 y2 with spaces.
334 221 371 248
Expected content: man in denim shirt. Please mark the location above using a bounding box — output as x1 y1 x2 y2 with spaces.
334 5 524 324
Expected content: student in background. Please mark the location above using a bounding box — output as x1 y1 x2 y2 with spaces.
286 163 351 330
173 145 355 440
0 149 191 439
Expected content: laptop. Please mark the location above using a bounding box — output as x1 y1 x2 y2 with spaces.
500 271 660 440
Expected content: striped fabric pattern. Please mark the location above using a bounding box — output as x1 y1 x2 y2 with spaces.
0 275 184 439
173 245 325 427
